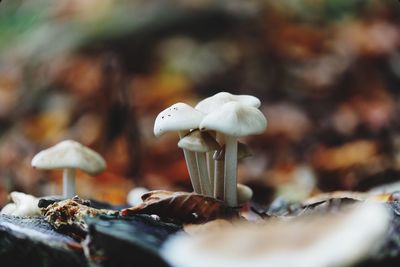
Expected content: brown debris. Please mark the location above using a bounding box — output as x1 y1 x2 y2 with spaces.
42 196 118 238
121 190 239 224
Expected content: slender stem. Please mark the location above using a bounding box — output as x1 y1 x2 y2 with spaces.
196 152 212 196
224 135 238 207
182 149 202 194
214 133 225 199
207 152 215 193
179 131 202 194
214 161 224 199
63 168 76 198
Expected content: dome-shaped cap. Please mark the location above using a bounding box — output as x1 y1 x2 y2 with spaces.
200 102 267 137
154 103 205 137
195 92 261 114
178 130 220 153
31 140 106 175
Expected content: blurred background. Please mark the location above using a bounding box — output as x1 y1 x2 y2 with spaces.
0 0 400 207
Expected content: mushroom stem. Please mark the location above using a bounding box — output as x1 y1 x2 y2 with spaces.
214 133 225 200
179 131 202 194
63 168 76 198
207 152 215 192
224 135 238 207
196 152 212 196
214 160 224 199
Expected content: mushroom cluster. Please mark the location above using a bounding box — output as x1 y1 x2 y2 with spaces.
154 92 267 207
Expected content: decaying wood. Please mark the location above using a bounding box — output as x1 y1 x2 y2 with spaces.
0 215 87 267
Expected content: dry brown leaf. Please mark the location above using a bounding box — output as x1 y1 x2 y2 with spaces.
121 190 239 224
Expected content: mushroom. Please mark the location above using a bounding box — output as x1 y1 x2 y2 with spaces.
178 130 220 196
161 203 390 267
195 92 261 201
31 140 106 198
0 191 41 217
200 102 267 207
154 103 205 194
237 184 253 204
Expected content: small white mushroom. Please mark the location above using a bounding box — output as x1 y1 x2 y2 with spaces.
195 92 261 201
31 140 106 198
154 103 205 194
0 192 40 217
178 130 220 196
237 184 253 204
200 102 267 207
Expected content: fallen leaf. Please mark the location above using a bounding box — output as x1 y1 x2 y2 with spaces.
121 190 239 224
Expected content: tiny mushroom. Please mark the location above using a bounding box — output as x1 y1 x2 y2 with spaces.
237 184 253 205
154 102 205 194
195 92 261 201
200 101 267 207
31 140 106 198
0 191 41 217
178 130 220 196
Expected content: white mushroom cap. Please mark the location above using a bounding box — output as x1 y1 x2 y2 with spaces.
200 102 267 137
178 130 220 152
195 92 261 114
154 103 205 137
31 140 106 175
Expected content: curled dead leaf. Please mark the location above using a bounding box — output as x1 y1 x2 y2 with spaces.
121 190 239 224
